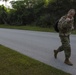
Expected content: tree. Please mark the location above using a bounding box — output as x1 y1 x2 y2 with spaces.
0 0 76 28
0 5 8 24
1 0 9 7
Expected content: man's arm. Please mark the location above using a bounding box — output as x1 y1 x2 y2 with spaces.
59 16 72 28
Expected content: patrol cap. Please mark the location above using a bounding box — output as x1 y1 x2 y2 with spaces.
68 9 75 14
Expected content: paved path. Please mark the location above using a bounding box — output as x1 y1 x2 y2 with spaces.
0 28 76 75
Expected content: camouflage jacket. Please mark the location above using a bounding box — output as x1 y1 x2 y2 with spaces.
58 15 74 36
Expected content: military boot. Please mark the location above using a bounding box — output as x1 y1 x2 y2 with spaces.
54 50 58 59
64 58 73 66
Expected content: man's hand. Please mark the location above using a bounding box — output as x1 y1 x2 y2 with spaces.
66 18 71 22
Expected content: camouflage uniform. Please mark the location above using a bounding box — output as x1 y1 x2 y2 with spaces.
57 15 74 59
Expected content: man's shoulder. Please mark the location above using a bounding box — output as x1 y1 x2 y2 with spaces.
61 15 67 19
59 15 67 22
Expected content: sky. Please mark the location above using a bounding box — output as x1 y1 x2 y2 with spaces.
0 0 16 8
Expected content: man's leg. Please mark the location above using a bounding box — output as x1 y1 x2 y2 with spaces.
64 44 73 66
60 35 72 66
54 45 64 59
54 35 64 59
54 35 73 66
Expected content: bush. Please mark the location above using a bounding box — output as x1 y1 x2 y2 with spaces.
35 14 52 28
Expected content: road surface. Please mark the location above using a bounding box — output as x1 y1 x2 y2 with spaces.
0 28 76 75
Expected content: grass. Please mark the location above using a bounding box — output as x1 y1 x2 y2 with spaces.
0 24 76 34
72 30 76 34
0 45 71 75
0 24 54 32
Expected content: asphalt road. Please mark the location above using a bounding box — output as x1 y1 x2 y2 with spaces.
0 28 76 75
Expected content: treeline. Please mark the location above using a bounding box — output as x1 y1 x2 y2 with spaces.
0 0 76 28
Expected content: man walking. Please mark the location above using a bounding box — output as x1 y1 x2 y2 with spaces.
54 9 75 66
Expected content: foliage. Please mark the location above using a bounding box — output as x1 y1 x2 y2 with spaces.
0 0 76 28
0 5 8 24
35 14 52 28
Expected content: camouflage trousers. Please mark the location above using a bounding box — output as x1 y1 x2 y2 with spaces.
57 35 71 59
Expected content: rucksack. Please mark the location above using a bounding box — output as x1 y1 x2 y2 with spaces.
53 20 59 32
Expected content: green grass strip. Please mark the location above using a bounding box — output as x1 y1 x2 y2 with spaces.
0 24 76 34
0 24 54 32
0 45 70 75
